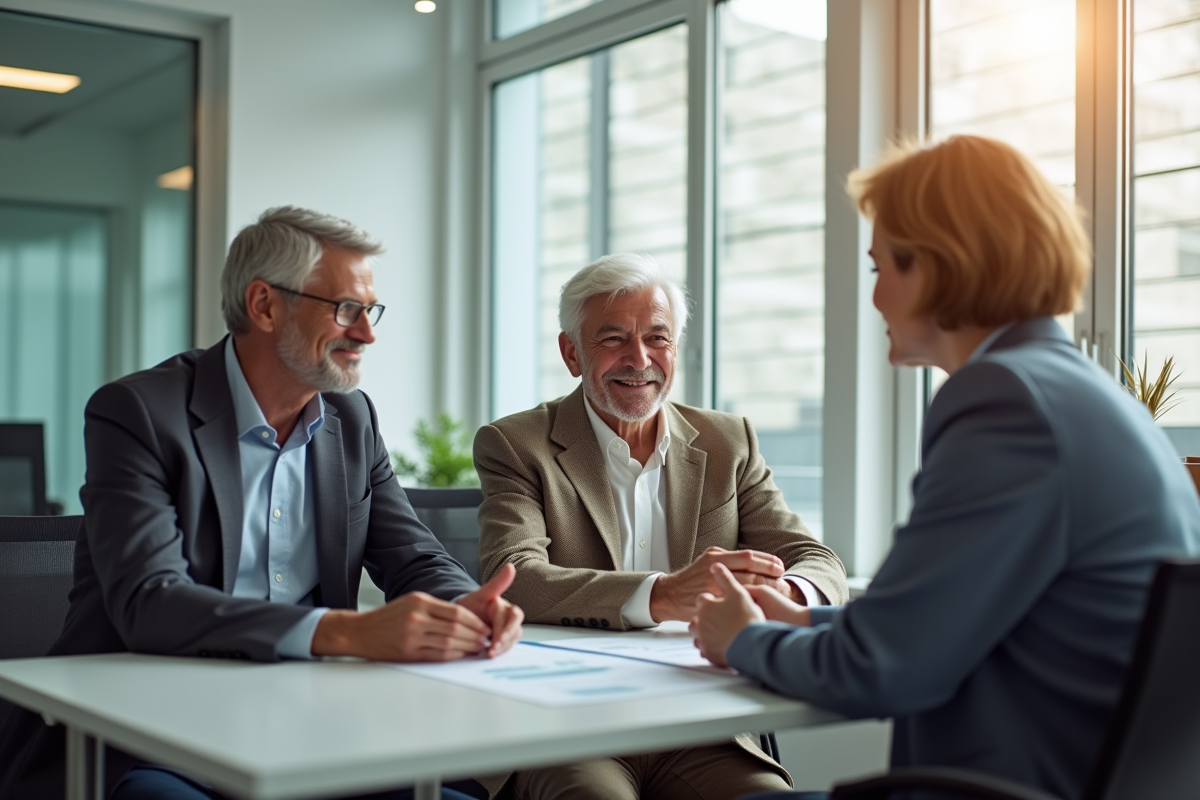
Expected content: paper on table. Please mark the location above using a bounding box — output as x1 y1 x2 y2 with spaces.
525 634 724 672
392 642 742 706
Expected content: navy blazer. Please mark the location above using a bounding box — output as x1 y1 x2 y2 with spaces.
728 317 1200 799
0 338 478 799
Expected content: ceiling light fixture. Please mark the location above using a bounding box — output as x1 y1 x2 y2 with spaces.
415 1 436 12
0 65 81 94
157 166 194 191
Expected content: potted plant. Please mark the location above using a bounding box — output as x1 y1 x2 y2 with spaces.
390 413 479 488
1117 353 1198 495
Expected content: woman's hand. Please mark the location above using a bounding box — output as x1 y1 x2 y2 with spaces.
690 564 766 667
743 583 812 627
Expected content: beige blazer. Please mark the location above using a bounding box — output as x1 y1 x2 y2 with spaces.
472 387 845 796
475 386 848 627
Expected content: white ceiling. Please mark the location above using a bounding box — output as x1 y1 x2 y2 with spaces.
0 9 194 139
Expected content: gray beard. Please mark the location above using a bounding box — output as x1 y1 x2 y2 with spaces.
276 319 362 394
581 356 672 424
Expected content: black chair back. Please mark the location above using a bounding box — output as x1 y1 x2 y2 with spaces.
0 423 47 516
1084 558 1200 800
405 488 484 582
0 515 80 732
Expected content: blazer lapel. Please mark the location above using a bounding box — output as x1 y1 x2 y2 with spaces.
310 408 350 608
664 403 705 571
188 338 244 594
552 387 623 570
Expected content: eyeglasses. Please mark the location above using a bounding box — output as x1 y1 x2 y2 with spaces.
269 284 386 327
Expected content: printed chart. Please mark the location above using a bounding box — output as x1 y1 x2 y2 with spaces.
394 642 742 706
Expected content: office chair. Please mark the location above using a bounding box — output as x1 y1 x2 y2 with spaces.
405 487 485 582
829 558 1200 800
0 423 48 516
0 515 81 733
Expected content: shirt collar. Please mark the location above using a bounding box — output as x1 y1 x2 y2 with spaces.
967 321 1018 365
583 393 671 462
224 336 325 447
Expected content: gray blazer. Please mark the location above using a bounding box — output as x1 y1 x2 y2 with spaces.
728 317 1200 799
0 337 478 799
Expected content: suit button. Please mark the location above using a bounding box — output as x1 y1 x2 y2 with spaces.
588 618 598 627
561 617 571 626
573 617 585 627
199 650 210 657
601 619 610 628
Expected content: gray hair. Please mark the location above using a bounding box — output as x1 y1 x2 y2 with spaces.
221 206 384 336
558 253 689 344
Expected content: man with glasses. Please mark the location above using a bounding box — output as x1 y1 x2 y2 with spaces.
0 207 519 800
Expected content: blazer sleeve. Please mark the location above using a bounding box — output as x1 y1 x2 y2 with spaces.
733 417 848 605
475 423 648 629
80 382 312 662
358 394 480 603
727 362 1067 717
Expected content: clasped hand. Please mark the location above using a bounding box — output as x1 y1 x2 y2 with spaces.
312 563 524 662
649 546 797 622
689 563 812 668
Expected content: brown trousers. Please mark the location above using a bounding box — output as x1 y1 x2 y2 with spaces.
509 741 792 800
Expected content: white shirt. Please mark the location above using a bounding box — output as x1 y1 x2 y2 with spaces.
583 397 823 628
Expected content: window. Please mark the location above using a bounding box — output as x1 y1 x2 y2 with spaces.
491 24 688 420
477 0 1160 574
715 0 826 536
925 0 1077 396
494 0 605 39
1130 1 1200 453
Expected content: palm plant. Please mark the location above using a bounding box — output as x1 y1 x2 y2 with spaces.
1116 352 1183 422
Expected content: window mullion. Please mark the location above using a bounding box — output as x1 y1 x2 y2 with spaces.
1077 0 1132 374
683 0 715 409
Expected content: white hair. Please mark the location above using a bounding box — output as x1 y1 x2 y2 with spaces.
221 206 384 336
558 253 689 344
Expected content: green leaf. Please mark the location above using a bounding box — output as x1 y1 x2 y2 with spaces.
389 413 479 488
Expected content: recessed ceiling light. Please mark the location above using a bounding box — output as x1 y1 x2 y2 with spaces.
415 1 436 12
157 166 193 191
0 65 81 94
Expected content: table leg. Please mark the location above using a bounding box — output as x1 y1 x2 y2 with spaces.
65 728 104 800
413 778 441 800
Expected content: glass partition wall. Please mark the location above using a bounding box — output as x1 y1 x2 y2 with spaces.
0 10 196 513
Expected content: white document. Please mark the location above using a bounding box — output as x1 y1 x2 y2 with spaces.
393 642 742 706
527 633 724 672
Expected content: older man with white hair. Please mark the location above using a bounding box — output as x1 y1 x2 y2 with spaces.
474 253 848 800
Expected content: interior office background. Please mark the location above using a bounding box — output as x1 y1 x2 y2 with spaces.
1 0 1196 786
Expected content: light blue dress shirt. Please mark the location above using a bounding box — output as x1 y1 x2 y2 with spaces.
224 337 329 658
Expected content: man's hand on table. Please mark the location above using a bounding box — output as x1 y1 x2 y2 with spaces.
311 564 524 662
690 564 812 667
649 546 791 622
456 563 524 658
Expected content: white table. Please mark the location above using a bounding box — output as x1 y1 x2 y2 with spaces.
0 624 841 800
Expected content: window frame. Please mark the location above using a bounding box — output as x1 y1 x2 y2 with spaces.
469 0 1138 577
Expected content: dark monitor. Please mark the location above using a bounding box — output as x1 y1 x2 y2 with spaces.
0 424 46 516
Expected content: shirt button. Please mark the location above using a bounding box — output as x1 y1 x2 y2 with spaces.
260 431 270 439
275 573 283 583
272 509 281 519
640 539 647 549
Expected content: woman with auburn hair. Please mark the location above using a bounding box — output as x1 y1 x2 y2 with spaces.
692 135 1200 800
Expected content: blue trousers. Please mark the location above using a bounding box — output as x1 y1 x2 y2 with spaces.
111 764 487 800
